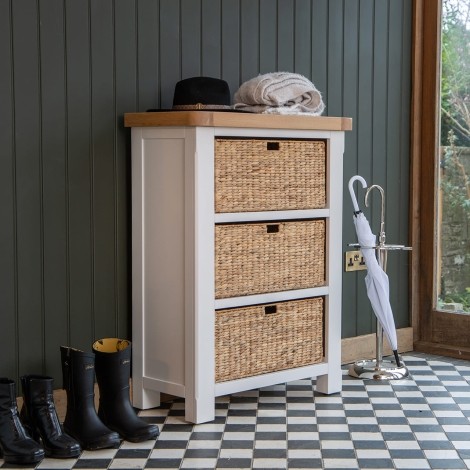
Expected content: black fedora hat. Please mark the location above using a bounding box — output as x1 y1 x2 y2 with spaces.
172 76 231 110
147 76 248 112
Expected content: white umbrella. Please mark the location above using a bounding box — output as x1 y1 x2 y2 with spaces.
348 176 401 367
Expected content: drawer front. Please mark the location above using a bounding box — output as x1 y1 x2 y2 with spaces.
215 297 324 382
215 138 326 213
215 220 325 299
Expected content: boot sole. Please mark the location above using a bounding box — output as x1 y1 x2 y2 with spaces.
45 447 82 459
123 434 159 443
83 439 121 451
64 426 121 451
2 451 45 465
116 428 160 443
79 434 121 451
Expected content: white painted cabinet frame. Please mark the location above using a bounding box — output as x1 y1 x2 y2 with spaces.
127 113 350 423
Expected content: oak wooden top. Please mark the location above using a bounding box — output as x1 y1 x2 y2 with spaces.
124 111 352 131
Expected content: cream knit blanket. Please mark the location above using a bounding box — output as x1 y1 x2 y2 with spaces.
233 72 325 115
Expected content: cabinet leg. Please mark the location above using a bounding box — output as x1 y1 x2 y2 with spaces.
316 371 342 395
132 386 161 410
184 394 215 424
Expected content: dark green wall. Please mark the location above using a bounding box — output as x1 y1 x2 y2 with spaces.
0 0 412 385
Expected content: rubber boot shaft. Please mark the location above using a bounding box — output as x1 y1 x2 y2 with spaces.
20 374 81 458
0 378 44 465
93 338 159 442
60 346 120 450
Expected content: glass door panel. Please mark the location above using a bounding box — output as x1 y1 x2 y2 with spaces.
437 0 470 314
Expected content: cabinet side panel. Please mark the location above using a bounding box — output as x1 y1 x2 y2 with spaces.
142 138 185 387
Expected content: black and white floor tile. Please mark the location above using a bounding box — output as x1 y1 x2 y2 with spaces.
4 353 470 469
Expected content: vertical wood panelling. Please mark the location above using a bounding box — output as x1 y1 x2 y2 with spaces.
278 0 294 72
1 0 412 385
0 0 18 380
311 0 328 101
90 0 117 339
341 0 360 338
202 0 221 77
114 0 136 337
386 0 404 326
221 0 240 98
181 0 202 79
39 0 68 380
294 0 311 77
370 0 391 333
387 0 411 329
65 0 93 351
326 0 343 116
240 0 259 82
259 0 277 74
12 0 44 374
356 0 374 192
399 1 412 329
355 0 375 335
159 0 180 109
137 0 159 110
371 0 388 229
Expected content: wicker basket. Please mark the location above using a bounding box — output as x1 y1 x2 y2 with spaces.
215 297 324 382
215 138 326 213
215 219 325 299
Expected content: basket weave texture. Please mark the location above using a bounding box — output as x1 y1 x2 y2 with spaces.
215 138 326 213
215 297 324 382
215 220 325 299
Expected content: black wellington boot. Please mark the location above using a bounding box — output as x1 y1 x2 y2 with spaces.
60 346 121 450
92 338 160 442
0 378 44 465
20 375 81 458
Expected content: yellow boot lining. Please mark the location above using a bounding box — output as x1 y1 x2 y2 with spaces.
93 338 130 353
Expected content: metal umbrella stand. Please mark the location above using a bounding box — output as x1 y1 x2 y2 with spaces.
347 176 411 381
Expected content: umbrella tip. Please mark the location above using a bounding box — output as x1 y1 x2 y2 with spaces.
393 350 402 368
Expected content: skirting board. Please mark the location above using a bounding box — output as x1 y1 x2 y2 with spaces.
341 327 414 365
16 384 99 424
23 327 414 420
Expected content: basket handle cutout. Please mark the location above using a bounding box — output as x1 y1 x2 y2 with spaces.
264 305 277 315
266 142 279 150
266 224 279 233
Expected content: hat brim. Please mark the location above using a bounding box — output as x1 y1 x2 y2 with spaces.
146 108 254 113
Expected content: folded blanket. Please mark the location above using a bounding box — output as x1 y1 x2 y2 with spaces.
233 72 325 115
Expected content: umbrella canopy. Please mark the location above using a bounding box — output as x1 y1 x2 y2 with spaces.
353 212 398 353
349 175 400 367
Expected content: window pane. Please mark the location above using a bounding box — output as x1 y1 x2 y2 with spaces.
437 0 470 314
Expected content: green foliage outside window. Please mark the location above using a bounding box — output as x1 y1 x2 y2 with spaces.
438 0 470 310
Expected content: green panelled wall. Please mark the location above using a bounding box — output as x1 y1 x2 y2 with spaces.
0 0 412 385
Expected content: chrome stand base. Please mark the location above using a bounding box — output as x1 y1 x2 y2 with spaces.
348 359 409 380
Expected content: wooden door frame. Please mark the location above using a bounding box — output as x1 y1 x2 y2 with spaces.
412 0 470 358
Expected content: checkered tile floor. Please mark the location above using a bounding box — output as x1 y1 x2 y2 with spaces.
4 353 470 469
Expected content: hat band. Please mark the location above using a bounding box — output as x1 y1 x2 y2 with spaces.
172 103 232 110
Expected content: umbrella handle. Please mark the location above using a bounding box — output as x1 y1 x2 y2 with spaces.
365 184 386 245
348 175 368 213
